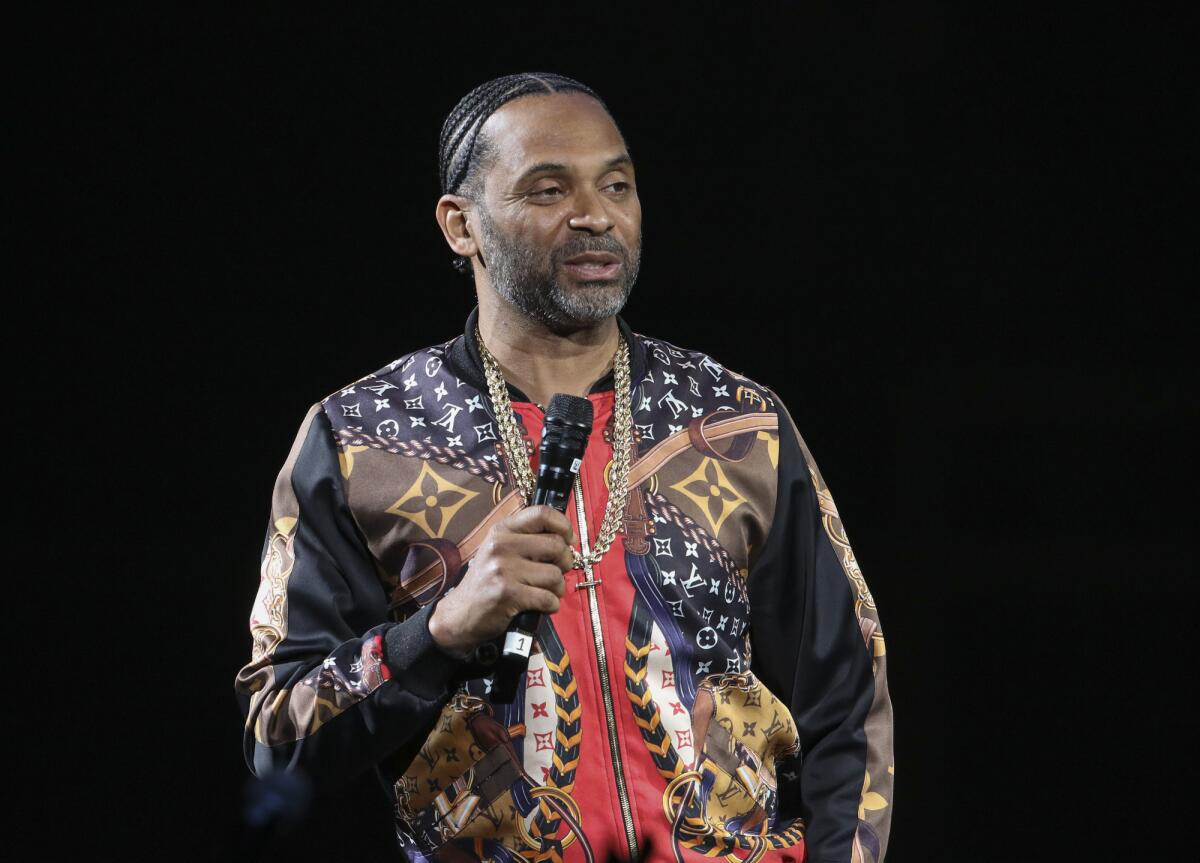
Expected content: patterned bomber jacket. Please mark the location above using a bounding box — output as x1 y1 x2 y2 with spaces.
235 305 894 863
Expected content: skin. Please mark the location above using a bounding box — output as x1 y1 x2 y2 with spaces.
435 90 642 409
429 91 643 658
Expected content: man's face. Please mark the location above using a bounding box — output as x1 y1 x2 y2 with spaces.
469 92 642 331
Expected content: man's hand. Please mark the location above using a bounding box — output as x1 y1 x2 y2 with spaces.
428 505 577 658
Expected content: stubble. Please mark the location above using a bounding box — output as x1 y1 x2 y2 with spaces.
475 207 641 331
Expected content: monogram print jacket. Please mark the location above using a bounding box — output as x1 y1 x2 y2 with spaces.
235 305 894 863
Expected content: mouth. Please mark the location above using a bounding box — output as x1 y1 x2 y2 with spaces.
561 251 622 281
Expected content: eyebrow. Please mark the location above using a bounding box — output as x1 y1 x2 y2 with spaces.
514 153 634 185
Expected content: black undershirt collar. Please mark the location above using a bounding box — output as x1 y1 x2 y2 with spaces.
444 304 646 406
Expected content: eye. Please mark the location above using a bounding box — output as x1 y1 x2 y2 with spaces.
605 180 632 194
529 185 564 199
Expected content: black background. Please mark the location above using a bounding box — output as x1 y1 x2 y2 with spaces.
26 2 1195 860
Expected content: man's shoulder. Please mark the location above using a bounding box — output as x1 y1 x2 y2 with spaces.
631 329 781 412
315 333 465 436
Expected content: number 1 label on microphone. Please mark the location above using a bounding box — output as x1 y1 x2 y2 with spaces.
504 631 532 658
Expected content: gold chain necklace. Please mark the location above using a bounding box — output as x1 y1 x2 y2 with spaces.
476 324 633 571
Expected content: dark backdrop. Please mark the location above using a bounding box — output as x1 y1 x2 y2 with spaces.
27 2 1194 861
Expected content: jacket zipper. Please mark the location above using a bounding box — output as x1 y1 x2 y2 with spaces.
572 470 640 862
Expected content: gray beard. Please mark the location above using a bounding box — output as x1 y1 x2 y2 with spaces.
476 208 641 333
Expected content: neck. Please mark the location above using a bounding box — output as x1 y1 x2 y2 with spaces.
476 288 620 408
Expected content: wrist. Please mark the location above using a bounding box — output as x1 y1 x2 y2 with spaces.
428 599 475 660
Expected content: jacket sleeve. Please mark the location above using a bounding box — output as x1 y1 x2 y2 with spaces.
747 389 894 863
234 403 467 787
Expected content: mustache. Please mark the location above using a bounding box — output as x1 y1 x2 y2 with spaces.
552 233 633 264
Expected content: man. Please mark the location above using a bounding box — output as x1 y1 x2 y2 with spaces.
236 72 894 863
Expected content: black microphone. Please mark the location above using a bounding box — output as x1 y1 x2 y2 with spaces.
490 393 593 703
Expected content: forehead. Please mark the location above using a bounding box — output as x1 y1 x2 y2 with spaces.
480 91 627 178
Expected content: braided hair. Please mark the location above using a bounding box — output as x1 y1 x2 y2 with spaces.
438 72 610 276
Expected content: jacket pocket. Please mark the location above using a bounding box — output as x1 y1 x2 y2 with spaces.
666 672 805 863
394 692 594 861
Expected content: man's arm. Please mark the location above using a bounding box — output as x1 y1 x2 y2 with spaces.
234 404 466 787
747 389 894 863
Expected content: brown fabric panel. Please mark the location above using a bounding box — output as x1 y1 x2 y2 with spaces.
651 423 779 574
337 445 509 605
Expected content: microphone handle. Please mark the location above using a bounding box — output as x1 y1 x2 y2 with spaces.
491 395 591 704
490 474 581 703
505 485 571 641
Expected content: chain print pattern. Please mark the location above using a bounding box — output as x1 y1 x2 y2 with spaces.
334 428 509 484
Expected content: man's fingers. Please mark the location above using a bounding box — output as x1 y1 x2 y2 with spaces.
505 533 573 567
508 504 575 544
517 583 562 615
522 562 567 598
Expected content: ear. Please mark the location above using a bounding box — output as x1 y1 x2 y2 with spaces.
435 194 479 261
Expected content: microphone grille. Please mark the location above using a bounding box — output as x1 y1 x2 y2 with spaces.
545 393 594 430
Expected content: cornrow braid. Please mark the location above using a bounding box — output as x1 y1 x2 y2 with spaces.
438 72 610 276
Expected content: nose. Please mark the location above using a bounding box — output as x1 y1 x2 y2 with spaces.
567 187 614 234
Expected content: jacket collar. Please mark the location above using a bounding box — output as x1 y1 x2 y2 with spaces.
445 304 647 405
